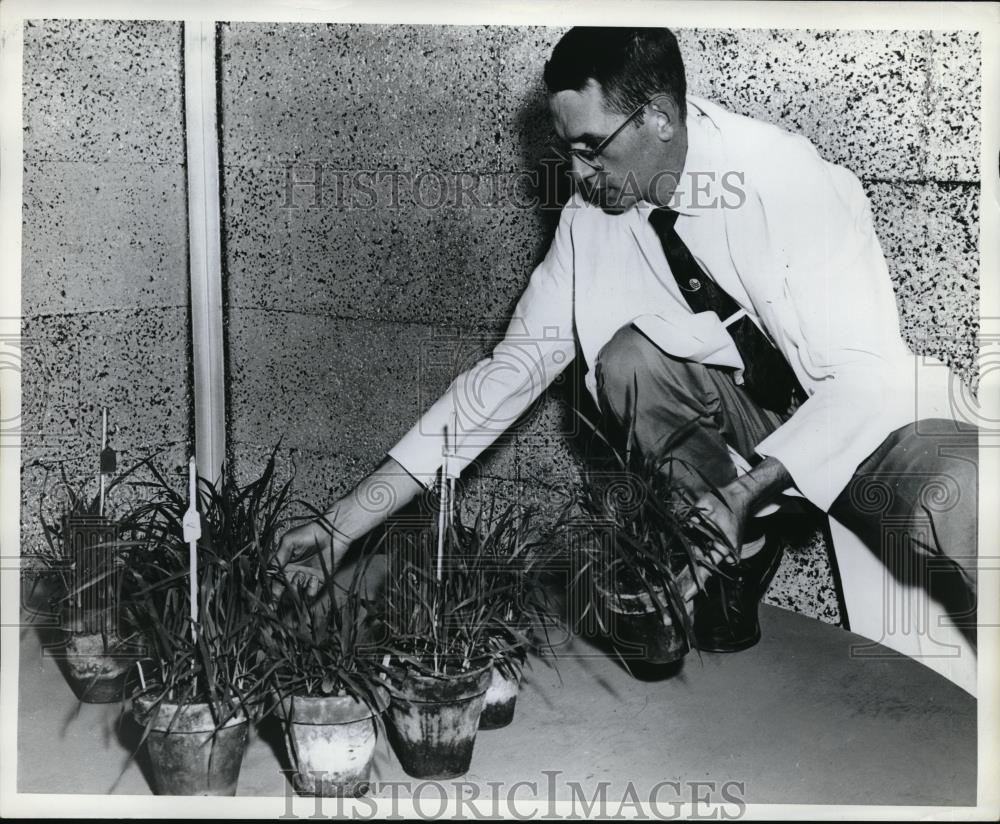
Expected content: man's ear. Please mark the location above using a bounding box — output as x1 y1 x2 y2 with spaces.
649 98 680 143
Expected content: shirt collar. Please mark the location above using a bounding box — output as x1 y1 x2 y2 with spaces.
638 97 721 223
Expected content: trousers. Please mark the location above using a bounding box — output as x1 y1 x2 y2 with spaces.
594 324 978 641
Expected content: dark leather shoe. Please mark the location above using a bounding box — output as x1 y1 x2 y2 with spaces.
693 536 785 652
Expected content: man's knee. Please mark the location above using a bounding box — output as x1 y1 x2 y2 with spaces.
596 324 693 408
837 418 979 591
882 420 978 511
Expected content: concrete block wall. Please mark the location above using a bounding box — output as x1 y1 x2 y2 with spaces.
21 22 978 626
20 20 192 559
219 24 980 625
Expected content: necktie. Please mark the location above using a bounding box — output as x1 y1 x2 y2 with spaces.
648 208 804 415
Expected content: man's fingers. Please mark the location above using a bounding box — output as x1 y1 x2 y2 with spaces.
681 543 730 602
275 536 302 567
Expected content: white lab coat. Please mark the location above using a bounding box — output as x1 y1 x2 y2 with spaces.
388 96 975 694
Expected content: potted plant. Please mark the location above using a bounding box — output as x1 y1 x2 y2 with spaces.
119 451 293 796
366 516 494 780
261 557 389 798
562 414 730 668
365 469 562 771
479 629 529 731
448 498 559 731
34 461 144 703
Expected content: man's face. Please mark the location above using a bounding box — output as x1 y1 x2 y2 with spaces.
548 80 683 214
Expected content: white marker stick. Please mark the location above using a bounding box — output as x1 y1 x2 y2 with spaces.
182 457 202 644
436 424 449 583
99 408 107 517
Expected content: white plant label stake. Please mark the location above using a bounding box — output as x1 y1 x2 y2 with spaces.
182 456 202 644
98 407 117 518
436 414 460 582
435 426 449 584
99 408 107 516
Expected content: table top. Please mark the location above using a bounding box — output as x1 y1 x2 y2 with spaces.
15 604 976 810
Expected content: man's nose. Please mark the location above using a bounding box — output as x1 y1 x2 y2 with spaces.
570 156 600 183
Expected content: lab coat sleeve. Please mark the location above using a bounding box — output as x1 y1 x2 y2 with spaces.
386 199 578 488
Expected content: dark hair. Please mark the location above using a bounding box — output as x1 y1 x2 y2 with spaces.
543 27 686 122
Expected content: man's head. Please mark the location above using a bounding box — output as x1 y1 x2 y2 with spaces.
544 27 688 213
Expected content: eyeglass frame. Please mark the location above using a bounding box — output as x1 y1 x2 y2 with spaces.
553 95 662 171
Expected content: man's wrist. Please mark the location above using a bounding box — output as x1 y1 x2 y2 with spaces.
730 456 793 510
322 497 367 544
325 458 424 543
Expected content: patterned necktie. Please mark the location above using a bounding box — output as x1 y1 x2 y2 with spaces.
648 207 804 415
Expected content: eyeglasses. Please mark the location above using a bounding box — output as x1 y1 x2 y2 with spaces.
552 96 653 172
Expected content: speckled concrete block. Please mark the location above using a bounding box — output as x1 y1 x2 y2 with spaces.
513 392 585 490
679 29 931 181
227 309 471 460
20 19 191 575
22 19 184 164
230 443 357 515
224 166 551 325
289 197 517 325
18 315 84 454
497 27 951 182
765 525 843 625
456 474 566 536
864 181 979 382
488 200 559 312
496 26 567 174
927 32 981 182
221 163 293 307
218 23 502 170
22 161 188 316
20 308 191 465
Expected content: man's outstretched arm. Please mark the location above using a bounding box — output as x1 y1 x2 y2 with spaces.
274 456 423 596
274 194 580 591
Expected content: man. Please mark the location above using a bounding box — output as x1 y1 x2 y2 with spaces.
277 27 978 659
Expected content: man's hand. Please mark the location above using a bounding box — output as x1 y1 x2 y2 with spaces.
684 483 749 600
273 514 352 599
682 456 794 601
271 457 425 601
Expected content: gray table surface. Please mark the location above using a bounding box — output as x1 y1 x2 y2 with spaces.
16 604 976 809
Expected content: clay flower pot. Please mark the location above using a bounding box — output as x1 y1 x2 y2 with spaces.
280 692 385 797
597 580 694 665
386 662 491 779
132 696 249 796
479 656 525 730
56 632 135 703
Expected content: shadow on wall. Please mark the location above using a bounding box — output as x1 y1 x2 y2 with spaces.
514 81 574 247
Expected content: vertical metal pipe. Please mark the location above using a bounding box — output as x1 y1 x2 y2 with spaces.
183 20 226 484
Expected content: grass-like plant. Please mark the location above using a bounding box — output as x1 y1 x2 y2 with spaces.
453 498 561 678
559 406 734 652
368 493 558 680
118 451 294 730
32 458 153 646
261 562 389 712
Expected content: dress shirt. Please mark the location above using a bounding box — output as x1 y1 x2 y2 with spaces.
387 95 957 513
